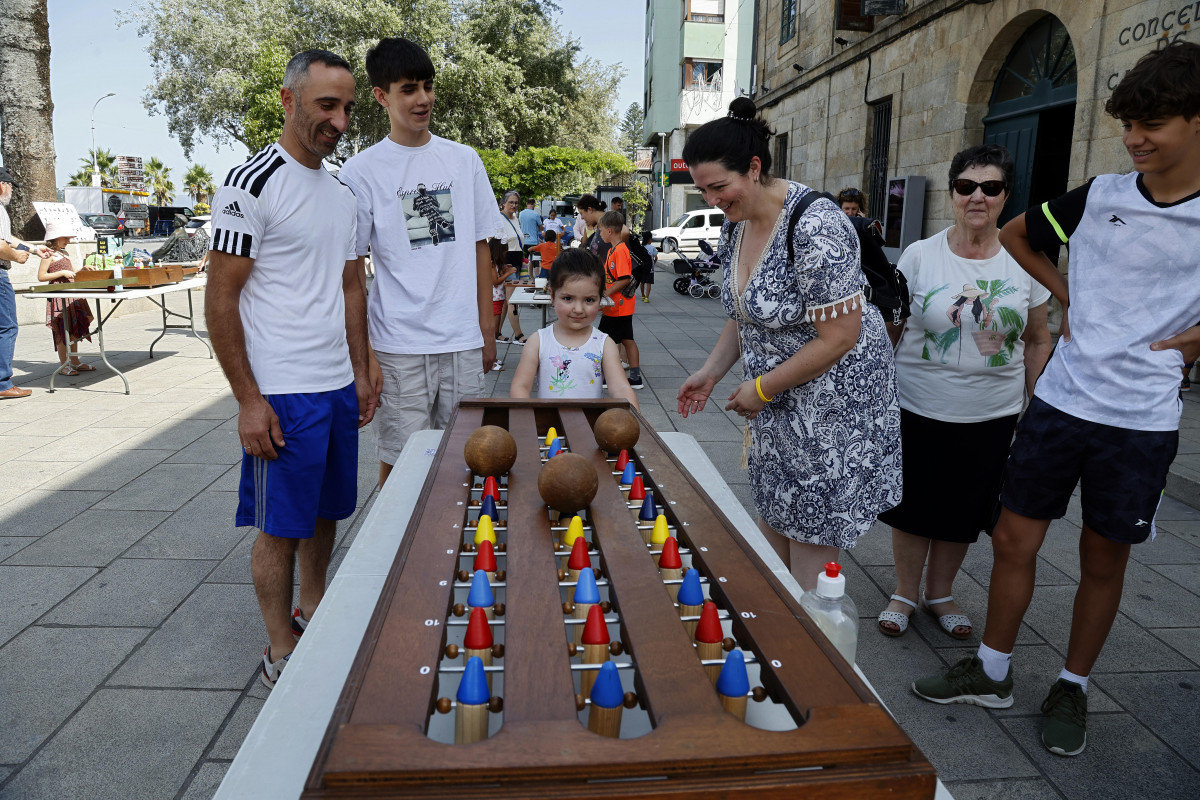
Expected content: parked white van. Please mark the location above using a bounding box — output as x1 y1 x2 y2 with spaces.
650 209 725 256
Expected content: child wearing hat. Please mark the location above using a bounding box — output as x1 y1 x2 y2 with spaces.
37 221 94 375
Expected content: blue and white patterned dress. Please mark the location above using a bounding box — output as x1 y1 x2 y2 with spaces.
720 182 902 548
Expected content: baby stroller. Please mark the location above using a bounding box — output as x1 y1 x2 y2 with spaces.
672 240 721 298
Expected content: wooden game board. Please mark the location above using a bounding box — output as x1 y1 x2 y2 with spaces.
303 399 937 798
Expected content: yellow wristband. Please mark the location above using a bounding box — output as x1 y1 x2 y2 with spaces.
755 376 774 403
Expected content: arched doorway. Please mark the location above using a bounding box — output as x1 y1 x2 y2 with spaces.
983 15 1077 226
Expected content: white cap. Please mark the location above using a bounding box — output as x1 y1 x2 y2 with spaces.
815 562 845 598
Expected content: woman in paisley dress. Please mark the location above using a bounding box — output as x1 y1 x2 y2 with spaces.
676 98 902 591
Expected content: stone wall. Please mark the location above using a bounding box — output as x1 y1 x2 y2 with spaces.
755 0 1188 239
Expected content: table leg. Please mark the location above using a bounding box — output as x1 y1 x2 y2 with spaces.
93 298 130 394
49 300 70 393
187 290 214 358
149 296 167 357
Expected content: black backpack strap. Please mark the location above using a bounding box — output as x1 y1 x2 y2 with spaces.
786 190 837 264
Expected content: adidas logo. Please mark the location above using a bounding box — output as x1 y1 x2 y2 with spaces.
222 201 245 219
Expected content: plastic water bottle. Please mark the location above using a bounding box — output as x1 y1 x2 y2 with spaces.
800 562 858 665
112 260 124 292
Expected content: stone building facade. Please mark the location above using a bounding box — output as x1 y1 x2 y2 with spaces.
755 0 1194 241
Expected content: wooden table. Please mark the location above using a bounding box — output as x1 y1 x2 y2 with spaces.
22 275 212 394
217 400 952 800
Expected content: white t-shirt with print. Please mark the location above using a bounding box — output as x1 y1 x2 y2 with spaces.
535 325 608 398
338 135 499 355
894 227 1051 422
210 143 357 395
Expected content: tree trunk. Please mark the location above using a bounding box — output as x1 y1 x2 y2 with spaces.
0 0 55 240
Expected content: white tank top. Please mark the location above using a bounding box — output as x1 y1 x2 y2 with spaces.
536 324 608 398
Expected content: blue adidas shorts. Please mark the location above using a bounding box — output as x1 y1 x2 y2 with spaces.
1000 397 1177 544
236 384 359 538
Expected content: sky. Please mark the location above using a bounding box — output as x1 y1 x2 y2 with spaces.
12 0 644 205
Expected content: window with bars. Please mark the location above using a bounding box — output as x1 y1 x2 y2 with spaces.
781 0 797 45
775 132 790 181
867 97 892 221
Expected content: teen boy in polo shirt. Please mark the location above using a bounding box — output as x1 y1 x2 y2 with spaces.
338 37 499 487
912 41 1200 758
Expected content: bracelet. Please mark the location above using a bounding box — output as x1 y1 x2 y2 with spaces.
755 376 774 403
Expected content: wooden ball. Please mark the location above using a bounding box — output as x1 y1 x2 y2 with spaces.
488 696 503 713
452 603 465 617
623 692 639 709
495 569 506 582
538 452 598 514
464 425 518 477
492 643 504 658
599 600 611 613
494 603 506 617
575 694 587 712
444 644 459 659
751 686 768 703
436 697 452 714
593 408 640 453
609 641 623 657
567 641 578 656
722 637 737 652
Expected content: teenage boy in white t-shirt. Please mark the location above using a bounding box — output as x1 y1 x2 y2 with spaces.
913 41 1200 758
206 50 372 690
338 37 498 487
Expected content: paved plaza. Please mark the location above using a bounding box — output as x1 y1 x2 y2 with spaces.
1 263 1199 799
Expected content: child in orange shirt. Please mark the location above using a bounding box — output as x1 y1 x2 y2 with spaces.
597 211 643 389
529 230 560 279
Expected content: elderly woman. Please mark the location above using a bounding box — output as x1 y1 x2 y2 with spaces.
876 144 1052 639
676 98 901 591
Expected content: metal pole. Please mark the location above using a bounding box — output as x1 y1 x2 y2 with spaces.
658 132 666 227
91 93 116 187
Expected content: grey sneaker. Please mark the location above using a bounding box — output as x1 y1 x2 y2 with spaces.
912 656 1014 708
627 368 644 389
1041 679 1087 756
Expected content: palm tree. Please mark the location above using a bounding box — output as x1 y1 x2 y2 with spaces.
67 167 94 187
0 0 57 239
183 164 215 204
77 148 120 188
144 157 175 205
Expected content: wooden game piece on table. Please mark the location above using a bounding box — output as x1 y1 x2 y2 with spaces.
587 661 624 738
538 452 598 515
473 540 497 584
464 425 517 479
627 476 645 504
677 568 704 637
570 566 600 645
543 427 558 447
579 604 610 697
464 606 495 691
547 438 563 459
567 535 591 583
694 601 724 684
481 475 500 501
474 515 497 547
716 650 750 722
618 463 636 499
592 407 640 454
658 536 684 601
637 496 658 543
650 515 671 547
615 449 629 473
468 570 496 621
455 656 491 744
478 494 498 521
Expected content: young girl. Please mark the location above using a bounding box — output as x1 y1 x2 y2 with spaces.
489 238 516 362
510 249 639 409
639 230 657 303
37 222 95 376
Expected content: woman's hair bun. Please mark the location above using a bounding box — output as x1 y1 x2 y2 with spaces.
728 97 757 120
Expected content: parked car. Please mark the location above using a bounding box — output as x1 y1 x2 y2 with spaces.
80 213 123 238
650 209 725 255
185 215 211 240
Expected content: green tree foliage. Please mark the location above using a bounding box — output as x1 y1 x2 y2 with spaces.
617 103 643 160
76 148 120 188
183 164 215 203
144 156 177 205
130 0 624 161
66 167 93 187
479 146 634 205
621 178 650 231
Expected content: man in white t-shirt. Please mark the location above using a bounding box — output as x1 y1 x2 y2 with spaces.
205 50 372 690
338 37 498 487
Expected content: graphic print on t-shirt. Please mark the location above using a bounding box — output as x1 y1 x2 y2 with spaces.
398 182 454 248
921 279 1024 367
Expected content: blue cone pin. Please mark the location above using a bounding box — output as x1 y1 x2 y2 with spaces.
467 569 495 609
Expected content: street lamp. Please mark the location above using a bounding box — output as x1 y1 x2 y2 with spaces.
90 92 116 187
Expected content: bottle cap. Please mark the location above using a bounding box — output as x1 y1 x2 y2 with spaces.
815 561 845 599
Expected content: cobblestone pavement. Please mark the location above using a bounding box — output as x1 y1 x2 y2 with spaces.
2 263 1198 799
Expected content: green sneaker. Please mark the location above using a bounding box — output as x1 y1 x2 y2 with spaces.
912 656 1014 708
1041 679 1087 756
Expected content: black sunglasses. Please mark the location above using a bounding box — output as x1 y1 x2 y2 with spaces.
952 179 1007 197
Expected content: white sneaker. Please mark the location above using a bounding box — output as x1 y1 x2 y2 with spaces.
261 644 291 689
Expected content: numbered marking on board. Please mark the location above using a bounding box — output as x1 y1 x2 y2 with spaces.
771 659 782 668
457 501 464 506
424 619 441 627
420 665 431 675
699 546 708 552
718 576 727 583
447 549 456 555
439 580 448 586
740 611 757 619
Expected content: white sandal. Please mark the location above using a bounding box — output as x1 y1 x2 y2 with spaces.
877 594 917 637
921 594 973 640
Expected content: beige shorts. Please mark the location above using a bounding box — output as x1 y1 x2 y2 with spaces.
374 349 485 464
